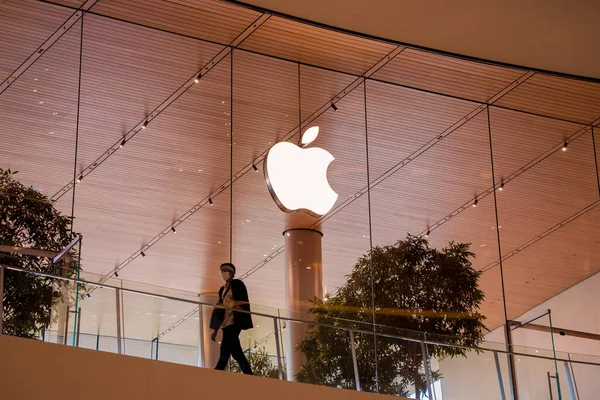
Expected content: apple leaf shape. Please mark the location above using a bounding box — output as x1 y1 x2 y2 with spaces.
301 126 319 147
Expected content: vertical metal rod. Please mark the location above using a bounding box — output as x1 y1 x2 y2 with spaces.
349 330 361 391
548 372 555 400
424 334 437 400
563 361 576 400
487 106 518 400
197 306 205 367
72 236 82 347
0 265 4 335
95 332 99 350
420 340 432 398
115 288 122 354
75 307 81 347
63 306 70 345
363 77 379 394
548 311 563 400
273 317 284 380
494 351 508 400
155 338 159 360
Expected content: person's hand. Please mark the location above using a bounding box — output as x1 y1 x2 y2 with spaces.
211 330 218 341
233 305 242 310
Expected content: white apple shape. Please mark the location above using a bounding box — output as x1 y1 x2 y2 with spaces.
264 126 338 217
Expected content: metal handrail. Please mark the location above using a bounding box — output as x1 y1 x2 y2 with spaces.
2 264 600 368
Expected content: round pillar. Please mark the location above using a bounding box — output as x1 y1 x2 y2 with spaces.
283 228 323 381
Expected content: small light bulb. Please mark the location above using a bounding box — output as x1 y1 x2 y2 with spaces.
562 141 568 151
142 120 149 129
120 139 126 148
473 198 478 207
425 229 430 238
76 175 83 183
208 198 213 206
499 182 504 191
194 74 201 83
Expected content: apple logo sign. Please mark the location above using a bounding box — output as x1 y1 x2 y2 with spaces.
264 126 338 217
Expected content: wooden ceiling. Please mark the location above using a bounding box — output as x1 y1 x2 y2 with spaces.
1 0 599 346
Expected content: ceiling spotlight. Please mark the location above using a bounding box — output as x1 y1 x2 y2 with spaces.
331 103 338 112
114 270 119 277
499 182 504 191
142 120 149 129
425 229 430 238
141 251 146 257
194 73 201 83
120 139 126 148
252 164 258 172
473 198 478 208
562 141 568 151
76 175 83 183
171 226 176 233
208 197 213 206
86 293 91 298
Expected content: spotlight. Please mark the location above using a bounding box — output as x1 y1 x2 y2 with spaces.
473 198 478 208
194 73 201 83
114 271 119 277
76 175 83 183
252 164 258 172
86 293 91 298
208 197 213 206
331 103 338 112
171 226 176 233
120 139 126 148
142 120 149 129
425 229 430 238
141 251 146 257
499 182 504 191
562 141 568 151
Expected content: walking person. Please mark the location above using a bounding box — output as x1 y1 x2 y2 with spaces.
210 263 253 374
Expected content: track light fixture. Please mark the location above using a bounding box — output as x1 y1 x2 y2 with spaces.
425 229 430 238
142 120 149 129
499 182 504 191
562 141 568 151
194 73 201 83
76 175 83 183
252 164 258 172
114 270 119 277
120 139 126 148
141 251 146 257
171 226 176 233
473 198 478 207
331 103 338 112
208 197 213 206
86 293 91 298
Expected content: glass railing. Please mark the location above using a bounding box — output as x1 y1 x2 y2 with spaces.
2 264 599 399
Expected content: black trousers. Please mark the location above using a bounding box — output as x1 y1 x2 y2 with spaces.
215 325 253 374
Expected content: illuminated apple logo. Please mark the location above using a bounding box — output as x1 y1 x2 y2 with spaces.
264 126 338 217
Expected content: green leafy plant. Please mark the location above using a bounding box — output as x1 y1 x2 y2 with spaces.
296 235 486 398
229 346 282 378
1 168 83 338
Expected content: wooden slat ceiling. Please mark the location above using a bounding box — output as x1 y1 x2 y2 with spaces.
1 0 599 346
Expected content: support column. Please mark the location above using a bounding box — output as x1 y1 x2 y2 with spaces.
199 293 220 368
283 228 323 381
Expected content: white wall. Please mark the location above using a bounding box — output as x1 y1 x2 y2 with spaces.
439 271 600 400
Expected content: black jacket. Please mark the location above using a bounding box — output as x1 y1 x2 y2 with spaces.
209 279 253 331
